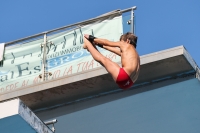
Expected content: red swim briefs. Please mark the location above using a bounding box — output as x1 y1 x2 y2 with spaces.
116 68 134 89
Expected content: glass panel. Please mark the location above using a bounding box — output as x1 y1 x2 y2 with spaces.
0 38 43 94
122 14 131 33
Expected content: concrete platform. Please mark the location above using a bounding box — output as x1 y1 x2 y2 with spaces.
0 98 52 133
0 46 198 111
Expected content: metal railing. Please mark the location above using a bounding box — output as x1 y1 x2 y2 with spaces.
5 6 136 46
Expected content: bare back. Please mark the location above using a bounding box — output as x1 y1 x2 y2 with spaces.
119 41 140 82
86 35 140 83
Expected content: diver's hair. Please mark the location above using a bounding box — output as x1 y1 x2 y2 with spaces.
120 32 137 48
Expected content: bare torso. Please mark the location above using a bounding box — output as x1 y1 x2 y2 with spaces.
86 36 140 83
119 41 140 82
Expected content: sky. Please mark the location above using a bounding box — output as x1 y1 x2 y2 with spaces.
0 0 200 66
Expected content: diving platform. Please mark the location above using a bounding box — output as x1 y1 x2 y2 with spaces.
0 46 198 111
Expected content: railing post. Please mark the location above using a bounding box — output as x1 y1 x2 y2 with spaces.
196 67 200 81
130 7 134 33
42 33 47 81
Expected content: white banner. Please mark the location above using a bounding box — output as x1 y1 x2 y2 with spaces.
0 16 123 94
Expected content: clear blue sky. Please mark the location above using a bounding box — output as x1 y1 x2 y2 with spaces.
0 0 200 66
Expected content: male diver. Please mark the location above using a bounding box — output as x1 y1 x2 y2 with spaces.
83 32 140 89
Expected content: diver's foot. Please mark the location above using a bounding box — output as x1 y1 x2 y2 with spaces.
83 42 87 49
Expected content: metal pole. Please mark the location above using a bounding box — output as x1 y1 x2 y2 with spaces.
133 11 135 34
42 33 47 81
121 6 136 13
130 7 134 33
44 119 57 125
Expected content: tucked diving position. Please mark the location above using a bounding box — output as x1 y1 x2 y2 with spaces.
83 32 140 89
